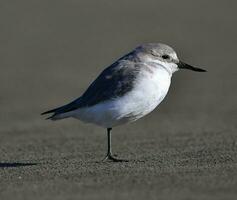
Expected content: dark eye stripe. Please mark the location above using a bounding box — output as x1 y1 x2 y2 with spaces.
162 55 170 59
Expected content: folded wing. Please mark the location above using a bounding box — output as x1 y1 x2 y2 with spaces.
41 59 140 119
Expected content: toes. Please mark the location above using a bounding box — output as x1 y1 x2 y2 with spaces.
102 155 128 162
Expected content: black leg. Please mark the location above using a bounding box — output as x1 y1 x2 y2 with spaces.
103 128 128 162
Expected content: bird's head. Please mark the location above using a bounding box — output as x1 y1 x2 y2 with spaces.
135 43 206 74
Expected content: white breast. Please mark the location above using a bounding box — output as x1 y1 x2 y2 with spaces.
72 65 171 128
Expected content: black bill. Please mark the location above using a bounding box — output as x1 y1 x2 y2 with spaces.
178 61 206 72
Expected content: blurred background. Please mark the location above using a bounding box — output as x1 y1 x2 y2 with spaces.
0 0 236 132
0 0 237 199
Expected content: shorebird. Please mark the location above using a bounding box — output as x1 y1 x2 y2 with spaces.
42 43 206 162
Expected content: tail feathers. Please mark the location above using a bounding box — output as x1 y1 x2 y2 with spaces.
41 104 75 120
41 102 71 116
42 112 64 120
41 108 58 115
41 98 82 120
41 112 57 120
41 106 63 120
44 114 55 120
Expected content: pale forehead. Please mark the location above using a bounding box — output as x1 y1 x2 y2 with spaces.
136 43 177 58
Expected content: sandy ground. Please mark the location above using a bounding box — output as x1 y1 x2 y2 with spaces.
0 0 237 199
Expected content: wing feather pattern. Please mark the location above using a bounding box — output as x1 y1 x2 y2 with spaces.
41 59 140 119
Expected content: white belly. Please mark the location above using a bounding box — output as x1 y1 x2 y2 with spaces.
72 66 171 128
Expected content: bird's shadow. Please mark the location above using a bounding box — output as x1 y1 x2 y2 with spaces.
0 162 38 168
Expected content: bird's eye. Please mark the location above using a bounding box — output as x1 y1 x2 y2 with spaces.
162 54 170 59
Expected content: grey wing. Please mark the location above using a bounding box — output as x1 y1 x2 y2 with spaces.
41 60 140 118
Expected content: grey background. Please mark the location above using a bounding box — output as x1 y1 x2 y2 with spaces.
0 0 237 199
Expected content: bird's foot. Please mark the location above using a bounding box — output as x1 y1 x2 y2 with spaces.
102 154 128 162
